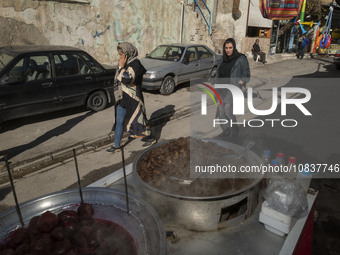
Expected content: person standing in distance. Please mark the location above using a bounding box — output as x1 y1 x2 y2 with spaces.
297 34 309 59
252 39 267 64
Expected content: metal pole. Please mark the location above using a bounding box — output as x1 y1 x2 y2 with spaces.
180 1 185 43
121 147 130 214
245 0 251 36
211 0 217 27
5 155 24 227
73 149 84 204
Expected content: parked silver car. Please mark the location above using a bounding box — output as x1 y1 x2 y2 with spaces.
140 44 221 95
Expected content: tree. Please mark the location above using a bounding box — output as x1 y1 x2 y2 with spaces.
278 0 323 38
305 0 322 21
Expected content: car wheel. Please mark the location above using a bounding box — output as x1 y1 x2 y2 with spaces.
160 76 175 95
87 91 107 111
208 66 217 81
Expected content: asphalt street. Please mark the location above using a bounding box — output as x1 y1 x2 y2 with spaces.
0 54 325 172
0 56 338 204
0 55 339 254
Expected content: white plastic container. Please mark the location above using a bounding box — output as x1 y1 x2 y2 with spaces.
259 200 294 236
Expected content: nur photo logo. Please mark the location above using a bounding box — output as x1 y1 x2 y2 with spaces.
197 81 312 128
198 82 222 115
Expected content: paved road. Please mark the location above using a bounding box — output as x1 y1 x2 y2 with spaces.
0 56 339 254
0 55 337 205
0 55 324 169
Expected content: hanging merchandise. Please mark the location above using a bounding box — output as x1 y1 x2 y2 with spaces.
319 34 331 48
295 19 307 35
316 6 334 49
260 0 304 20
299 0 307 23
312 24 320 53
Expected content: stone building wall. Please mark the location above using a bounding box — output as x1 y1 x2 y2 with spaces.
211 0 249 54
0 0 249 65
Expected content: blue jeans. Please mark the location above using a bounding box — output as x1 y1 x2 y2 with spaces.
114 104 126 147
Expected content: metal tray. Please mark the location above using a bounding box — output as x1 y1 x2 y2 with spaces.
0 187 167 255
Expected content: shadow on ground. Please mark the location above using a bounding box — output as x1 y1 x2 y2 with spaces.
149 105 176 140
1 112 93 160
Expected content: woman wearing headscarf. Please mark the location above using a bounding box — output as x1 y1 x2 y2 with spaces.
215 38 250 137
107 42 156 153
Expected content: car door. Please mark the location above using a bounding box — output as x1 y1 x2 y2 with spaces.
53 52 99 109
177 47 200 83
0 54 57 122
197 46 215 77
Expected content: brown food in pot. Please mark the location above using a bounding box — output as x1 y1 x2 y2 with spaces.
137 137 253 196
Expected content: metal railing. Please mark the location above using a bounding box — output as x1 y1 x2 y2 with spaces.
194 0 212 35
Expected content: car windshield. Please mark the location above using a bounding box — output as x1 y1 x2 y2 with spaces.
0 52 14 72
147 45 184 61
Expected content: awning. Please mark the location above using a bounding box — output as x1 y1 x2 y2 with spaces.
248 0 273 28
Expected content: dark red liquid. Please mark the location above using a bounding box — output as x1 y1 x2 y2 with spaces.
92 218 138 255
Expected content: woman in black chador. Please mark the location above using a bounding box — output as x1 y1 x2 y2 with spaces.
215 38 250 137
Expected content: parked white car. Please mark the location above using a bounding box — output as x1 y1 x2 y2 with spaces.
140 43 221 95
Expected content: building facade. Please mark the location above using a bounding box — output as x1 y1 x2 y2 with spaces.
0 0 270 65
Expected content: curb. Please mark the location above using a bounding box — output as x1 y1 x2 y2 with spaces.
310 53 334 64
0 108 189 183
0 134 114 183
248 52 301 69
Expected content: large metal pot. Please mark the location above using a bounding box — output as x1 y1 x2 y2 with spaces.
132 139 263 231
0 187 167 255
